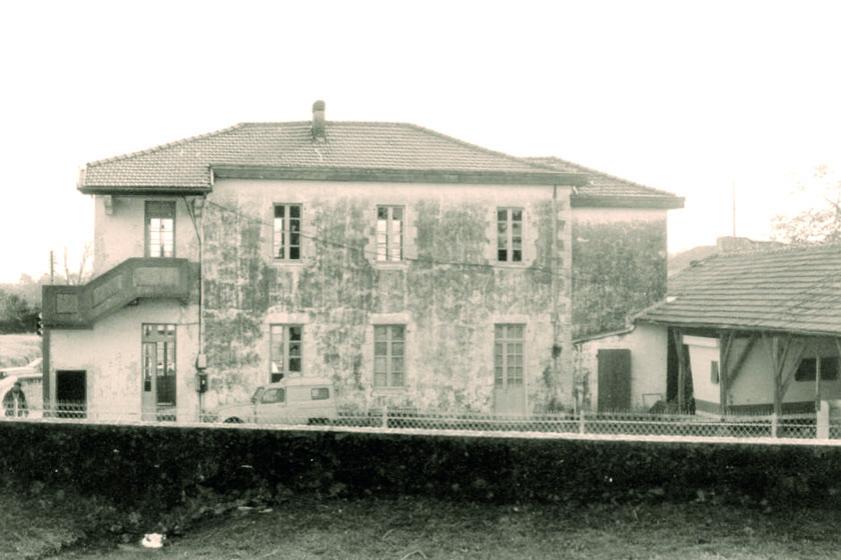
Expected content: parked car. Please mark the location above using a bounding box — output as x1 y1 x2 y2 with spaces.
0 357 42 379
211 377 337 425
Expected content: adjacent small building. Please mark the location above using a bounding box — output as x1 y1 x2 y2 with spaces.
42 102 682 421
636 244 841 418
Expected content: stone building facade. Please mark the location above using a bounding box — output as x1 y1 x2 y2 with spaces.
42 103 682 420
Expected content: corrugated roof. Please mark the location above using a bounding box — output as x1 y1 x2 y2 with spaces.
81 121 572 190
526 156 682 208
637 244 841 336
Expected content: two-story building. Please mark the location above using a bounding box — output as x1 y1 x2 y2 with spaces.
42 102 682 421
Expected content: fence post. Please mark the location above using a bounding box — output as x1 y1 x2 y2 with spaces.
771 413 778 438
578 409 586 434
382 405 388 429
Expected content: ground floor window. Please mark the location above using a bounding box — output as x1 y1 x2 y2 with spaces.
494 324 524 387
270 325 302 382
374 325 405 387
795 356 839 382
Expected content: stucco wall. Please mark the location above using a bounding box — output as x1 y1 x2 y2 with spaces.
48 300 199 421
200 179 574 414
686 335 841 412
571 208 668 339
574 322 668 412
94 195 199 274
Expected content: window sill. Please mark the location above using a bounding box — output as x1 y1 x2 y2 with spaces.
494 261 530 269
372 386 408 393
272 260 307 267
372 261 409 270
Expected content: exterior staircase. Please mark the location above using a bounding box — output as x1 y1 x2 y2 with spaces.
42 258 193 328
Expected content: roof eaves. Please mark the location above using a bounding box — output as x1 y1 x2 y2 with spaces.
211 164 589 186
571 194 684 209
78 184 212 195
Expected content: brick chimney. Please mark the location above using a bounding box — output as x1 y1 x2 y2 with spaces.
312 100 326 141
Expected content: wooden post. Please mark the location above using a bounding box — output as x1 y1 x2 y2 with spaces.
673 329 686 414
719 332 732 416
763 333 805 438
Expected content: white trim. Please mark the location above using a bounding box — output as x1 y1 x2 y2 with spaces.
682 335 720 349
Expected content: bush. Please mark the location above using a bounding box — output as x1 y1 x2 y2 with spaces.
1 422 841 519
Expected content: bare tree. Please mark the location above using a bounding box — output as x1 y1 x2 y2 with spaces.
61 243 92 285
771 166 841 245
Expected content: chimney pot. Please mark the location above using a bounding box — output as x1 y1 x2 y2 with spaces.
312 100 326 140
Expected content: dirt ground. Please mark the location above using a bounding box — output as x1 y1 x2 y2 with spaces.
6 493 838 560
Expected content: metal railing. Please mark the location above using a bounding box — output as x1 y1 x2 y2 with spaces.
1 402 835 442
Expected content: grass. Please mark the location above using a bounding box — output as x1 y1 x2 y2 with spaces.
0 487 91 560
0 334 40 368
19 494 841 560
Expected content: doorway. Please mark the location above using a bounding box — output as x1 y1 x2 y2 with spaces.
55 370 86 418
493 324 527 415
141 324 177 421
597 349 631 412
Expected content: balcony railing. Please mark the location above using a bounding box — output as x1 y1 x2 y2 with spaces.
42 258 193 328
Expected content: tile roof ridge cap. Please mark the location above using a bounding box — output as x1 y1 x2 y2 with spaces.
86 123 246 168
403 123 579 174
713 242 841 259
526 155 676 198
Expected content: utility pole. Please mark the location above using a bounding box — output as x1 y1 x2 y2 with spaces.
731 180 737 237
49 250 55 284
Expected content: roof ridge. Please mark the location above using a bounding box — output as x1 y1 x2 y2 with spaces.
85 123 247 168
527 155 675 197
703 242 841 261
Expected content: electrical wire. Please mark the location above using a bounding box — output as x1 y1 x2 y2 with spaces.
204 200 573 281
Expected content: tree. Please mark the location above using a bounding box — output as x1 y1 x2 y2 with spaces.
771 165 841 244
61 243 92 286
0 290 39 334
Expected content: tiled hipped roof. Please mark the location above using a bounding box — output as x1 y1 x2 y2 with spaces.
81 122 570 190
526 156 682 208
78 119 683 209
637 244 841 336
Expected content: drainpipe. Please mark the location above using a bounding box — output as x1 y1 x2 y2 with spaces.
551 184 562 410
185 195 207 420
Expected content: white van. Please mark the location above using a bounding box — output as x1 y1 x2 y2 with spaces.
214 377 337 425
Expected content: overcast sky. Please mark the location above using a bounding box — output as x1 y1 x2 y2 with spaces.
1 0 840 283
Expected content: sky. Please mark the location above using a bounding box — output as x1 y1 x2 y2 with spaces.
1 0 841 283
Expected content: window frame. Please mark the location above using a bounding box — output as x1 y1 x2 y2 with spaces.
373 324 406 388
496 207 524 263
273 203 303 261
141 323 177 406
375 205 405 263
145 201 176 258
494 323 525 388
795 356 839 382
269 324 303 383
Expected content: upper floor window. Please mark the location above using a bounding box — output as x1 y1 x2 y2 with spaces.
374 325 405 387
497 208 523 263
376 206 403 262
146 202 175 258
274 204 302 261
270 325 302 383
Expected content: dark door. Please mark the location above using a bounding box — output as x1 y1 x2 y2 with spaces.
56 370 86 418
597 349 631 412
